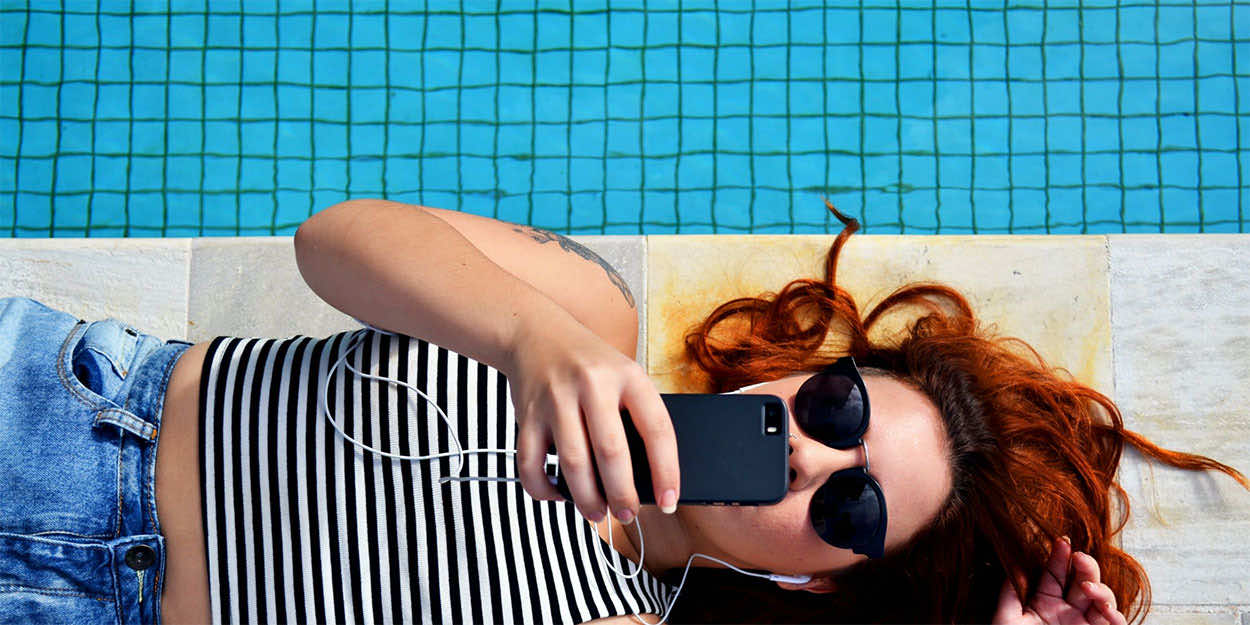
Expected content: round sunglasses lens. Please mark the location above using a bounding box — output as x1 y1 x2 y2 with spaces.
810 471 883 551
795 373 866 443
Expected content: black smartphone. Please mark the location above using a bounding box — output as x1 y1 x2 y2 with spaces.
545 393 789 506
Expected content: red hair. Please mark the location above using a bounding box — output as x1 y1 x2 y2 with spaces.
667 201 1249 624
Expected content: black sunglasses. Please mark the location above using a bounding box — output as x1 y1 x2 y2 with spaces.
793 356 887 559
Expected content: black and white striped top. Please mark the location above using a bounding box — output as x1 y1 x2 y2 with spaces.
199 329 675 624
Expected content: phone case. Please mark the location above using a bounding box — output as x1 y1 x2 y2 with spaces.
546 393 789 506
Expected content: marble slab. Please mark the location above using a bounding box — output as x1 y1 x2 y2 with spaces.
1109 235 1250 607
186 236 355 342
0 238 191 339
186 235 648 366
1138 607 1241 625
647 234 1112 395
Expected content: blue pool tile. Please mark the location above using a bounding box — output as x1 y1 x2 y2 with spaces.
824 45 861 87
935 117 971 154
1047 152 1082 188
50 193 88 234
1122 153 1159 188
1123 189 1162 230
200 83 237 120
566 193 601 232
1082 9 1119 46
238 155 273 192
788 6 825 47
1044 8 1081 45
1086 117 1121 154
970 190 1010 232
1044 78 1081 115
1162 188 1201 232
128 156 163 193
822 116 859 154
898 43 933 80
1010 116 1045 154
973 117 1008 155
674 189 710 229
1201 152 1239 188
973 155 1009 189
1161 151 1200 189
1083 80 1120 117
1200 189 1240 231
1045 115 1081 153
787 79 824 117
274 190 309 229
1198 113 1237 151
1121 117 1158 152
899 194 937 234
641 155 675 191
52 154 88 194
935 82 971 117
1086 186 1124 228
1043 187 1080 231
862 45 896 81
603 186 639 217
1011 155 1046 188
641 189 674 226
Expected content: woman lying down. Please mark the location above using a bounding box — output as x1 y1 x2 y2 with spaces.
1 199 1244 624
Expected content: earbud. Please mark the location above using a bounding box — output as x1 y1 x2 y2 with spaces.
766 573 812 584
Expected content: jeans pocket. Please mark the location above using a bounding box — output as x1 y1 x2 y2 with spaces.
71 346 124 406
67 320 138 408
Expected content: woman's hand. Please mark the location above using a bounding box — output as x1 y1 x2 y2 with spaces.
505 314 680 525
993 537 1128 625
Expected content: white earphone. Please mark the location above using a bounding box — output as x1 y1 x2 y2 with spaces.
323 322 812 624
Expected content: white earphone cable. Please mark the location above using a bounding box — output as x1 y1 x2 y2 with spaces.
324 322 809 624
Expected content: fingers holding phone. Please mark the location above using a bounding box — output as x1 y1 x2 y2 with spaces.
507 316 681 524
580 369 682 522
619 373 680 513
554 393 792 510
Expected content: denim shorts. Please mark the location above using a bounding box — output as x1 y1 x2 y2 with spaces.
0 296 193 625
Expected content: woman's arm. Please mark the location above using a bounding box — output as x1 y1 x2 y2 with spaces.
293 200 633 374
295 200 680 522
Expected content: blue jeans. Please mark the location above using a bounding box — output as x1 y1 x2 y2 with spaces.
0 296 193 625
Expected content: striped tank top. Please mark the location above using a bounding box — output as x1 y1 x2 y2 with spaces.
198 328 676 624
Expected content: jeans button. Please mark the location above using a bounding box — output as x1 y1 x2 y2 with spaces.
124 544 156 571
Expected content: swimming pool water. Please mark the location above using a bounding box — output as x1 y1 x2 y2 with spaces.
1 1 1246 236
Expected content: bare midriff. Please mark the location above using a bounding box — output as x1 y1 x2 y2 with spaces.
151 339 641 625
155 339 212 625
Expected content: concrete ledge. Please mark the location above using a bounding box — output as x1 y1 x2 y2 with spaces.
1110 235 1250 607
0 238 191 339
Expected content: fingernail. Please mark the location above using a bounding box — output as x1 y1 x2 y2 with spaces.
587 509 605 523
1060 535 1071 545
660 489 677 514
615 508 635 524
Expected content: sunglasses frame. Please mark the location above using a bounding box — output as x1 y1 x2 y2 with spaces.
795 356 888 559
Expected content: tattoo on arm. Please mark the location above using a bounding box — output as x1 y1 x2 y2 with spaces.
512 226 637 310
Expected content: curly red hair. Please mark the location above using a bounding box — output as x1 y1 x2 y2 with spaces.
667 201 1248 624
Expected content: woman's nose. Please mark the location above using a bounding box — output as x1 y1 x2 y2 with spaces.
788 434 861 490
